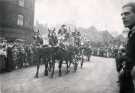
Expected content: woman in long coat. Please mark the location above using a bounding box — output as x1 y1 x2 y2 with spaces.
6 43 14 72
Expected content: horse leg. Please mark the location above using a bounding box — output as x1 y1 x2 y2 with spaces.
59 60 62 76
48 57 52 72
74 62 78 72
66 60 70 73
44 57 48 76
74 58 78 72
49 61 52 72
51 58 55 78
81 55 84 68
34 56 40 78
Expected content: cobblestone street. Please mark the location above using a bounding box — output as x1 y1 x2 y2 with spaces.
0 56 119 93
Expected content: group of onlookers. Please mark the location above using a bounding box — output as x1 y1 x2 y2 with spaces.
0 41 35 72
91 47 119 58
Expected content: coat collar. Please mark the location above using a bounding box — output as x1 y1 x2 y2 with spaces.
128 26 135 38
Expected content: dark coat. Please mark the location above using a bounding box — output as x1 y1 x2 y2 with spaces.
126 27 135 70
6 46 14 71
116 54 127 72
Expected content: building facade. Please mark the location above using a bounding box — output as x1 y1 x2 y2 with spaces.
0 0 35 43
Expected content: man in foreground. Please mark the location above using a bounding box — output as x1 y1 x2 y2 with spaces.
120 2 135 93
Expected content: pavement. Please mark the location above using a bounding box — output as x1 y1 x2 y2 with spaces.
0 56 119 93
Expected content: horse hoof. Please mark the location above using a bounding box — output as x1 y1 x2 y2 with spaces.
34 75 38 78
44 73 48 76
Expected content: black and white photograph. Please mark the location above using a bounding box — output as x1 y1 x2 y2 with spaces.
0 0 135 93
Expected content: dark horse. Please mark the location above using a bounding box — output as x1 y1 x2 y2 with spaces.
34 46 57 78
34 46 78 78
53 45 79 76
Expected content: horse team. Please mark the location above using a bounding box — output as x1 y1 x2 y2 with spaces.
33 25 88 78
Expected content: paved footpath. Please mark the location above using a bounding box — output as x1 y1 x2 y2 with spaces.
0 56 119 93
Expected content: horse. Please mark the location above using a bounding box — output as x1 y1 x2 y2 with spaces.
48 28 58 47
33 45 77 78
48 45 79 77
34 46 56 78
33 32 76 78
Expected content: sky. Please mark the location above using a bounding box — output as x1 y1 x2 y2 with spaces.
35 0 135 35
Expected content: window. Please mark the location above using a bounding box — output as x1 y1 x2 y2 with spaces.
18 0 24 7
17 15 24 26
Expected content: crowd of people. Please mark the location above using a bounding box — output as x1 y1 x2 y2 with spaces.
0 41 35 72
92 47 119 58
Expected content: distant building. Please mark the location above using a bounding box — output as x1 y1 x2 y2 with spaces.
0 0 35 43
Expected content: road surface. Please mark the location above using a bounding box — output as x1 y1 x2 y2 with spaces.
0 56 119 93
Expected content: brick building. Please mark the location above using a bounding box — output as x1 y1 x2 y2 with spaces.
0 0 35 43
